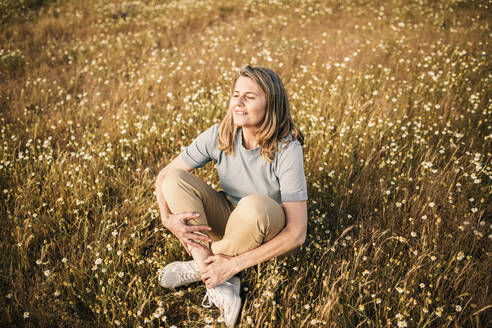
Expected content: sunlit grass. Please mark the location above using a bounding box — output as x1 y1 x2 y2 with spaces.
0 0 490 327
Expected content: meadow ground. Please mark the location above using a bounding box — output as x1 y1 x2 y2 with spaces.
0 0 491 327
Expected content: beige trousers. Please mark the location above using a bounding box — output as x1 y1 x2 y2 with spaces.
160 169 286 256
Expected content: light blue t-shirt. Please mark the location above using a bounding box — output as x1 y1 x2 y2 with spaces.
180 124 308 204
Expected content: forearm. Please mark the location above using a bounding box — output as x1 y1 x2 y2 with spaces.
233 227 304 272
155 173 171 227
232 201 307 272
155 157 194 228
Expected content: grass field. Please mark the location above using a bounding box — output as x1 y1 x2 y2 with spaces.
0 0 491 327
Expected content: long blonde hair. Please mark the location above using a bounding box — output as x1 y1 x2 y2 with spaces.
217 65 304 163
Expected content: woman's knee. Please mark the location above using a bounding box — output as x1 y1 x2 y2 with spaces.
218 194 285 255
236 194 284 227
159 169 190 196
236 194 269 218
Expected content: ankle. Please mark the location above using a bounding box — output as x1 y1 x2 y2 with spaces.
190 247 213 271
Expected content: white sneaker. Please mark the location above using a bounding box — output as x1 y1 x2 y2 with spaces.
201 276 241 327
158 261 201 288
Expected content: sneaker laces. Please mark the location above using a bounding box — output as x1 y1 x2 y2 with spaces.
158 263 199 285
201 280 233 309
201 290 213 308
179 270 199 281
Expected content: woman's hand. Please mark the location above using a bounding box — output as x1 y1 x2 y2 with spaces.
201 255 240 288
162 212 211 255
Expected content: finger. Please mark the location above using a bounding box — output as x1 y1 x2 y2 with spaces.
206 279 217 289
204 256 216 265
186 239 208 250
179 212 200 220
187 232 212 242
185 232 211 242
201 273 212 284
185 225 212 232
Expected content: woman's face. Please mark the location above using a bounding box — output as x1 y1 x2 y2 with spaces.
229 76 267 131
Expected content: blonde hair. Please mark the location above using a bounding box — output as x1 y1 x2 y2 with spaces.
217 65 304 163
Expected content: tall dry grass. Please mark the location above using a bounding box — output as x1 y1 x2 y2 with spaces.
1 0 490 327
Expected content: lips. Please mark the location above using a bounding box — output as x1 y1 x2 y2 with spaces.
234 110 247 115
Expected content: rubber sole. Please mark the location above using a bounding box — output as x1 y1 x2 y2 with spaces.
226 276 241 327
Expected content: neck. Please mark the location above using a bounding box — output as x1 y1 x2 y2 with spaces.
241 127 259 149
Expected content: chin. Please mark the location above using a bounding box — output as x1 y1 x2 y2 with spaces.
232 118 246 127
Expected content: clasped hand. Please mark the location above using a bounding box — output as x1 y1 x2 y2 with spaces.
201 254 238 288
162 212 239 288
162 212 211 255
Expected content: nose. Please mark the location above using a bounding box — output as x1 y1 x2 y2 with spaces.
234 95 245 106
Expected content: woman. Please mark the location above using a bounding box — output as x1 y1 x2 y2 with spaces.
155 65 308 327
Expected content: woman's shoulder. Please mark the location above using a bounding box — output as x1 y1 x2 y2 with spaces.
274 136 303 168
198 123 220 139
278 134 302 153
188 123 220 151
207 123 220 133
272 136 304 178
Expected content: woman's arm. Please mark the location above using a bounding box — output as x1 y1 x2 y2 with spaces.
156 156 211 254
156 156 193 224
235 200 307 268
202 200 307 287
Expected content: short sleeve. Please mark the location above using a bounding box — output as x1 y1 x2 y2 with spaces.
276 140 308 202
180 124 219 169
